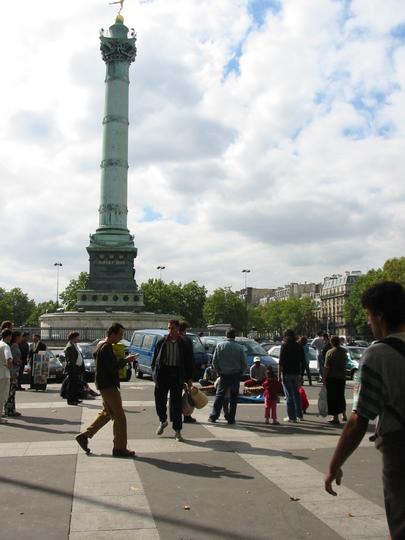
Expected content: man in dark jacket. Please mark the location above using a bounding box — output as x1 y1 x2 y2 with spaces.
279 329 305 422
17 332 29 390
64 331 85 406
75 323 138 457
152 319 193 442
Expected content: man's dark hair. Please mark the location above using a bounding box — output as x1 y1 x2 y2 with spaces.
283 329 296 342
226 328 236 339
107 322 125 336
169 319 180 328
68 331 80 341
330 335 340 347
1 328 12 339
361 281 405 329
323 333 329 339
11 330 21 344
179 321 188 333
33 334 41 339
1 320 12 330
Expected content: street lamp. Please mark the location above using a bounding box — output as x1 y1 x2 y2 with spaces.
157 266 166 281
241 269 251 303
54 262 63 308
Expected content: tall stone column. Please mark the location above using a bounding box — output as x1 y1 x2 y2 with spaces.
76 15 143 313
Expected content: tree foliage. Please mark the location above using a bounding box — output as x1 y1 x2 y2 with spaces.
25 300 59 326
258 297 317 337
59 272 89 310
140 279 206 327
344 256 405 334
203 288 248 332
0 288 36 326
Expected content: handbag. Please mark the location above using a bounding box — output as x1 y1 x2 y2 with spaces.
190 386 208 409
318 386 328 417
181 389 195 416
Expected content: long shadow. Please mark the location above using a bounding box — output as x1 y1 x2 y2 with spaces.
4 421 79 436
0 475 252 540
181 438 309 460
134 455 254 479
16 416 81 426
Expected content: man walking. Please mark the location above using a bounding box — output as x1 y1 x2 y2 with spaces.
179 320 197 424
152 319 193 442
76 323 137 457
0 329 12 423
325 281 405 540
208 328 247 425
311 331 325 382
17 332 29 391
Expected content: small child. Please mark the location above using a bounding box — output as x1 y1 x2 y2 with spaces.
262 366 283 424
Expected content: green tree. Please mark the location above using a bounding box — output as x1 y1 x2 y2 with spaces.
177 281 207 327
140 279 207 327
26 300 58 326
344 268 384 333
0 288 36 326
141 279 181 315
247 305 267 335
59 272 89 310
260 297 317 337
203 288 248 333
261 301 284 338
382 257 405 285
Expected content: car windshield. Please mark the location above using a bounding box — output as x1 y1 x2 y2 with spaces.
348 347 366 360
79 345 94 359
237 339 267 355
189 335 205 353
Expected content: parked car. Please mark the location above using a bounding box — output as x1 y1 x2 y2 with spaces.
77 342 96 383
22 350 64 384
201 336 278 377
128 329 210 380
346 346 366 379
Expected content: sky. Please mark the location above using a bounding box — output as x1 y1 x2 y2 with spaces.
1 0 405 302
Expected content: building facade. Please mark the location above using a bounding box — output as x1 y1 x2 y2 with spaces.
259 282 321 304
320 271 362 336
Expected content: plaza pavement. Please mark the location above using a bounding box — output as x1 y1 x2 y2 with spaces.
0 379 389 540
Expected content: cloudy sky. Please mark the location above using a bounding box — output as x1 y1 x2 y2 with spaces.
1 0 405 302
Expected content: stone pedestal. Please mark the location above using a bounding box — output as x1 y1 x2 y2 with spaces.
40 311 174 339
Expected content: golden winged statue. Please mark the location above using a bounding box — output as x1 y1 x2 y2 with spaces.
109 0 125 16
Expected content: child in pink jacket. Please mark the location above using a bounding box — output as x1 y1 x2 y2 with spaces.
262 366 283 424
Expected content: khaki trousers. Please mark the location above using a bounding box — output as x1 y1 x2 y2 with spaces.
0 378 10 414
82 387 127 450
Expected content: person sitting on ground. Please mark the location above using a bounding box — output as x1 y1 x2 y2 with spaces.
262 366 282 425
244 356 267 387
199 363 218 387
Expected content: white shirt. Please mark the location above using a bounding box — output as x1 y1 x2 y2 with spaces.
74 343 83 366
0 340 12 379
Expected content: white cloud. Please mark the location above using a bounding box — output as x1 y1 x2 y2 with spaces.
1 0 405 303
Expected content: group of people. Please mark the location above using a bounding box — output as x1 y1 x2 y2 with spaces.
0 320 45 421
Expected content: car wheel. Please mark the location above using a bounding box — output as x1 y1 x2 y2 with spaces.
136 367 144 379
351 368 358 380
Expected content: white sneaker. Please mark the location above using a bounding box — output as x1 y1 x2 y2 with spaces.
283 417 296 423
296 417 303 422
156 421 168 435
175 430 183 442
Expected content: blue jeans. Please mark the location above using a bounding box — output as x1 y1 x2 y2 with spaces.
282 374 302 420
210 373 240 422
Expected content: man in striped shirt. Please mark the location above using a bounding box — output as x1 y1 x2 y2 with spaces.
152 320 193 442
325 281 405 540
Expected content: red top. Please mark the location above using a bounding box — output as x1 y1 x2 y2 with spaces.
262 377 283 399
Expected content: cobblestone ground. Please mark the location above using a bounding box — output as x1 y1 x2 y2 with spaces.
0 379 388 540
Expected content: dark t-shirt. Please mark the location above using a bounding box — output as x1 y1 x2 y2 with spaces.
279 341 305 375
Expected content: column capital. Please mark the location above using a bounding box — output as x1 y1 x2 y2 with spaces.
100 35 137 64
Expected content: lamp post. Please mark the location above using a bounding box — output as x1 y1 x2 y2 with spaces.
157 266 166 281
241 269 251 303
54 262 63 308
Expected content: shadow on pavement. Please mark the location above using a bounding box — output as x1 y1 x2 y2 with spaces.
133 455 255 479
3 421 78 436
0 475 251 540
15 416 81 426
